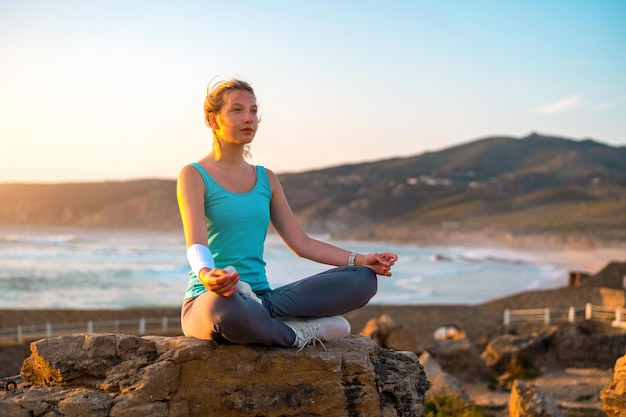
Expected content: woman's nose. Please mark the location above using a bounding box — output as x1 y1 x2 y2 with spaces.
244 111 256 122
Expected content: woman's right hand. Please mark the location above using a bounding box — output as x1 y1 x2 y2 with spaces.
198 267 240 297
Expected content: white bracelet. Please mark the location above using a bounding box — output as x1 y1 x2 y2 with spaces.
348 251 358 266
187 244 215 277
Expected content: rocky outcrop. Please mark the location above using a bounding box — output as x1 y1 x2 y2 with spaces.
359 314 399 347
428 338 489 383
418 352 469 402
358 313 425 354
0 334 430 417
546 321 626 369
601 353 626 417
509 379 564 417
481 327 556 375
482 322 626 376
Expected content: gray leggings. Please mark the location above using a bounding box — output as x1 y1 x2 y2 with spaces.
181 266 377 347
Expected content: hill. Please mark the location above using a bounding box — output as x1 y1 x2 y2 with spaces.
1 133 625 247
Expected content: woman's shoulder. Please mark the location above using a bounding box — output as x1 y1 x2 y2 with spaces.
257 165 279 183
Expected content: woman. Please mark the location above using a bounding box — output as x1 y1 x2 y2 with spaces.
177 78 398 349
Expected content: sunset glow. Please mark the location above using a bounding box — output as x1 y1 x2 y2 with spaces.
1 1 625 183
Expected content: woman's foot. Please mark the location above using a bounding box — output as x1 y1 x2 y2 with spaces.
284 316 351 351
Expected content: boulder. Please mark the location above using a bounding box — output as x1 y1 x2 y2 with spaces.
359 313 399 347
546 321 626 369
429 338 489 382
419 352 469 403
1 334 430 417
601 354 626 417
359 313 426 354
509 379 564 417
481 327 557 374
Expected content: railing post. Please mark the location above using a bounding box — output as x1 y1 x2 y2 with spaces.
87 321 93 334
139 318 146 335
568 307 575 322
114 320 120 332
504 309 510 326
544 308 550 325
17 325 22 343
46 323 52 338
585 303 592 320
162 317 168 332
616 308 622 326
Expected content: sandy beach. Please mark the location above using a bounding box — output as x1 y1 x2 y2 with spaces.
515 246 625 274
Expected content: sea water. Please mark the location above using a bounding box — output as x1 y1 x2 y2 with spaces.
0 226 568 309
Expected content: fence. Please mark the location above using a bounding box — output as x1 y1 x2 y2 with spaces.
0 316 181 344
503 303 626 328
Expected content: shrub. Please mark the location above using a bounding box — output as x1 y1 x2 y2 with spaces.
425 395 494 417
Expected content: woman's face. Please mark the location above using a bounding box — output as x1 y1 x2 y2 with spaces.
212 90 258 145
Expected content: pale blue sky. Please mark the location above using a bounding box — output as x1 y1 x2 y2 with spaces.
1 0 625 182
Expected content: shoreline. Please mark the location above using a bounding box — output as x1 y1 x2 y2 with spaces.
0 244 623 321
509 246 626 273
2 224 624 272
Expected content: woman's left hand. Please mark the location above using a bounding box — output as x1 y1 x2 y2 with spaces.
358 252 398 277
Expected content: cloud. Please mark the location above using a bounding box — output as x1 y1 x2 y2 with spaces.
533 95 582 114
595 95 626 111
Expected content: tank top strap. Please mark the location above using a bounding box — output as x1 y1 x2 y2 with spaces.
188 162 215 193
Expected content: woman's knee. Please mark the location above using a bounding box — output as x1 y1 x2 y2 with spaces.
181 293 240 339
354 266 378 301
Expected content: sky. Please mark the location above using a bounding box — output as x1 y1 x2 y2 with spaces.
1 0 625 183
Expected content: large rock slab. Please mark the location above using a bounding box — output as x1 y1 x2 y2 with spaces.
481 327 557 374
1 334 429 417
509 379 564 417
601 353 626 417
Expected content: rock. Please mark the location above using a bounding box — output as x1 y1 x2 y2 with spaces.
429 338 489 383
419 352 469 403
546 321 626 369
433 325 465 341
359 314 425 353
386 327 424 353
509 379 564 417
418 351 443 378
359 314 399 347
481 327 557 374
601 354 626 417
1 334 430 417
483 321 626 376
427 372 470 403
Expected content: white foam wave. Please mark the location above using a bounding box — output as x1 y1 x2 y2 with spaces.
5 234 76 244
147 264 185 273
458 249 534 265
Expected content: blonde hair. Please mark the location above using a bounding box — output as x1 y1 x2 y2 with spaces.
204 78 256 160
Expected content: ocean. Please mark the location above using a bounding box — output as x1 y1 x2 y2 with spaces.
0 226 569 309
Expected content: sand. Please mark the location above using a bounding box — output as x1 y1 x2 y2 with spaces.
517 246 626 274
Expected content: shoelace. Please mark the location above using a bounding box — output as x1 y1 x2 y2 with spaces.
296 336 327 353
295 324 327 353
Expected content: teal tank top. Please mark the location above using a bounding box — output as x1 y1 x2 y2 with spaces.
184 163 272 299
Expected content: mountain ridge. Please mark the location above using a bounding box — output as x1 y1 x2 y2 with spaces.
2 133 625 248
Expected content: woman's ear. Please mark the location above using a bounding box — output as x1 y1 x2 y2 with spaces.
208 113 219 130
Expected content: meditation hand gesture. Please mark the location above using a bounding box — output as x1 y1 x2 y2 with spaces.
198 267 240 297
359 253 398 277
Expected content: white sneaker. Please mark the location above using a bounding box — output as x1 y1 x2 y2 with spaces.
237 281 263 304
284 316 351 352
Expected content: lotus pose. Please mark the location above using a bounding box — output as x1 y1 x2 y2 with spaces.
177 78 398 349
